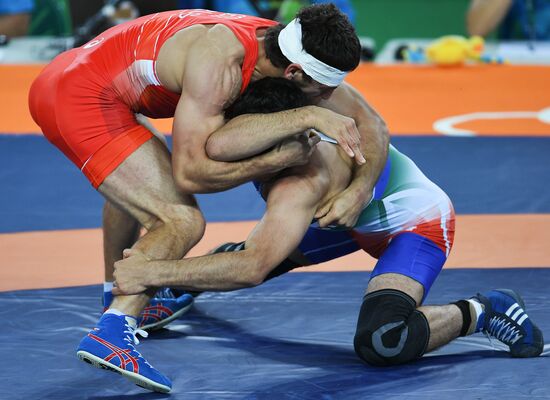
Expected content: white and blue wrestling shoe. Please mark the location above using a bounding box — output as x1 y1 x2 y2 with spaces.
103 288 194 331
77 312 172 393
472 289 544 357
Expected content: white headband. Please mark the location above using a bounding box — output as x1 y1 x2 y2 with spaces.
278 18 347 87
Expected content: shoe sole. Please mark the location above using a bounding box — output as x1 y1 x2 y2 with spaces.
494 289 544 358
76 350 171 393
140 298 194 331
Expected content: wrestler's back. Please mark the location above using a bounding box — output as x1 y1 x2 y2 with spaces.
274 141 353 210
66 10 275 117
316 142 354 204
155 23 245 94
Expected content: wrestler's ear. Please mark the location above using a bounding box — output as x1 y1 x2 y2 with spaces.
283 63 303 81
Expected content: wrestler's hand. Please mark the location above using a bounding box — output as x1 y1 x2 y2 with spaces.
310 106 365 165
315 184 373 229
272 131 321 168
113 249 151 295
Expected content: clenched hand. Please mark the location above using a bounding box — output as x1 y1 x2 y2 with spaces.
113 249 151 296
315 185 373 229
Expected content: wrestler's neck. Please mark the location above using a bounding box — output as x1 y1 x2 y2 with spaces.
251 37 286 81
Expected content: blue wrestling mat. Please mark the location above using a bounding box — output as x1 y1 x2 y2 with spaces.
2 269 548 400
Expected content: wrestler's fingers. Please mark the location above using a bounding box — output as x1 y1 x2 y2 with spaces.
317 211 336 228
339 141 355 159
351 122 361 144
351 141 366 165
122 248 134 258
123 248 144 259
314 203 331 219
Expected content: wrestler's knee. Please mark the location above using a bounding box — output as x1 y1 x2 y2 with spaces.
353 289 430 366
167 205 205 241
146 204 205 242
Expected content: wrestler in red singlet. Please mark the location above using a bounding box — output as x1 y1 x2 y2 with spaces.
29 10 277 188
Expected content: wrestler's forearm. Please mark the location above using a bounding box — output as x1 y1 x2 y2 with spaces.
174 148 287 193
141 174 317 292
319 82 389 196
206 106 315 161
350 116 389 196
146 252 262 291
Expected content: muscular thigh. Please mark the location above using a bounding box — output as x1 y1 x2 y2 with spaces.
98 136 201 229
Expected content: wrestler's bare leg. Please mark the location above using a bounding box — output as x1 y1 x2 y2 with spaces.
98 136 205 317
103 201 140 282
367 273 462 352
102 114 169 283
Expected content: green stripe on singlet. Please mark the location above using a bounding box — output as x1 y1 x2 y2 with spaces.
352 145 426 229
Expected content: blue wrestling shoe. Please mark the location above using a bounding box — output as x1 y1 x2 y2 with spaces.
103 288 194 331
77 312 172 393
472 289 544 357
138 288 194 331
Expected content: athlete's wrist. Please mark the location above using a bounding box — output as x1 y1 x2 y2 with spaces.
301 105 318 129
147 261 171 288
260 146 289 174
348 179 375 205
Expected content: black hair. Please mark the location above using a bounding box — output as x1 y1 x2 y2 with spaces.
224 77 309 119
264 3 361 72
264 24 290 69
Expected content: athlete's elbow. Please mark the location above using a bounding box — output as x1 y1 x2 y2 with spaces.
205 136 230 162
231 269 263 288
174 164 215 194
361 113 389 150
174 169 202 194
245 271 267 287
174 162 230 193
242 267 267 288
241 251 273 287
376 117 390 144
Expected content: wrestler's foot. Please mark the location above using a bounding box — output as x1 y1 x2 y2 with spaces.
472 289 544 357
138 288 194 331
103 288 194 331
77 312 172 393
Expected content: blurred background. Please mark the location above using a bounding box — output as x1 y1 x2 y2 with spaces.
1 0 549 62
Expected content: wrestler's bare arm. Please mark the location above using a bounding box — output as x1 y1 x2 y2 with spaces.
206 104 362 163
171 35 309 194
113 160 328 293
314 82 390 228
320 83 389 192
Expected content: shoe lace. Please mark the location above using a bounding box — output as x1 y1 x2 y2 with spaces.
156 288 175 299
121 317 155 368
123 319 149 347
484 316 523 345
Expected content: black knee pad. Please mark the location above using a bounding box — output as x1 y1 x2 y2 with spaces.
354 289 429 366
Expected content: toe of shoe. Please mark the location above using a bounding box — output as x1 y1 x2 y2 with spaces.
510 343 544 358
176 294 194 306
148 369 172 389
511 325 544 358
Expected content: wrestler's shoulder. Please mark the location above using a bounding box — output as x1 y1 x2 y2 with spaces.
206 23 246 60
168 23 244 58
